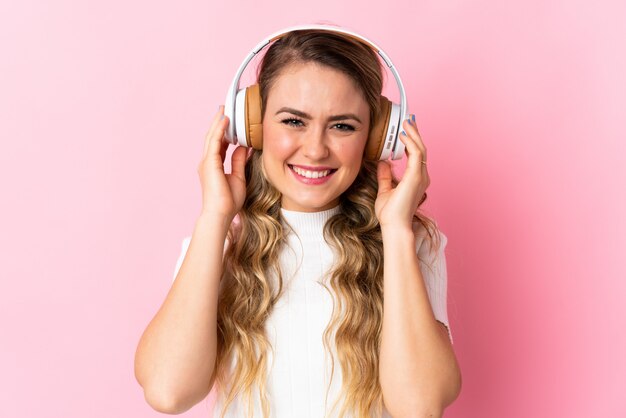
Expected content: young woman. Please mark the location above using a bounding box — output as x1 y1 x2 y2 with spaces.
135 28 461 418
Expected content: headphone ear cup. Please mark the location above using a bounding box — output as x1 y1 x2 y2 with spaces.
365 95 392 160
245 83 264 150
234 87 249 147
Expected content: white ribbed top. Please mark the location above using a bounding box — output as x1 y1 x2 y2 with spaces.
172 205 451 417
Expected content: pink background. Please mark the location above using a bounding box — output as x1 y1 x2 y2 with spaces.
1 0 624 417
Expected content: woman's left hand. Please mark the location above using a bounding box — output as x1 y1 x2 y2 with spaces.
375 115 430 230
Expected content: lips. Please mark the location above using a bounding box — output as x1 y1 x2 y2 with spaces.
288 164 337 177
287 164 338 184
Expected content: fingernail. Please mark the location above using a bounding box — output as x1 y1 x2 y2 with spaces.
411 114 415 122
401 130 407 136
220 114 224 120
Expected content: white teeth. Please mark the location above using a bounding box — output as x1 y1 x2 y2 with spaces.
292 166 331 179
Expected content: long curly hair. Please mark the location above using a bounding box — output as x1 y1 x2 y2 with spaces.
213 28 443 418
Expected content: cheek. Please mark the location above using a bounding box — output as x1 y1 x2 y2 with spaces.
262 127 295 162
336 139 367 164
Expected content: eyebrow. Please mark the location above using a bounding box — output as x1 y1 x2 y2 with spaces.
275 107 363 124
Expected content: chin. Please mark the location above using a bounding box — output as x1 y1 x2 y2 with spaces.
281 195 340 212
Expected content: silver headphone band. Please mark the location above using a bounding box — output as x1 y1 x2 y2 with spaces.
224 24 408 159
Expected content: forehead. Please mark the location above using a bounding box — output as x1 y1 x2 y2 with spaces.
266 62 367 111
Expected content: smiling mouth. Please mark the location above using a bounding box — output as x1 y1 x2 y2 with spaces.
288 164 338 179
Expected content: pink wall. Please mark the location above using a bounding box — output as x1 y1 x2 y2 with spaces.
1 0 624 417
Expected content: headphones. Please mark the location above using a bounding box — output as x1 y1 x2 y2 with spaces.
223 24 409 161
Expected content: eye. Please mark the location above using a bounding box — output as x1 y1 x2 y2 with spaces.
334 123 355 132
280 117 356 132
281 117 304 127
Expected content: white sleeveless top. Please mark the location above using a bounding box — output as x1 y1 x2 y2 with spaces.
172 205 452 417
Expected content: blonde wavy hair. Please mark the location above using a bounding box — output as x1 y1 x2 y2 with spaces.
213 29 443 418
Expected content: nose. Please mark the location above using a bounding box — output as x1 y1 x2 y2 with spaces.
301 126 329 160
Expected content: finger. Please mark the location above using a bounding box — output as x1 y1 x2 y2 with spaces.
403 117 426 160
202 106 223 155
399 125 420 160
230 145 248 183
202 107 223 158
202 105 226 159
404 119 426 161
404 117 427 162
219 140 229 164
377 161 393 195
206 114 229 164
399 129 426 179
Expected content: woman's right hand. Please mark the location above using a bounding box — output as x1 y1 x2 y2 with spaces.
197 105 248 222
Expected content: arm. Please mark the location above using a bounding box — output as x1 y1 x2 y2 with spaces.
379 226 462 417
134 214 230 414
135 104 246 413
375 116 461 416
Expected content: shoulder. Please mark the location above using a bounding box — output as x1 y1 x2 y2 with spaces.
412 220 447 250
411 221 448 269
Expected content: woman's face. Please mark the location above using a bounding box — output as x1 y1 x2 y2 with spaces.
261 62 370 212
